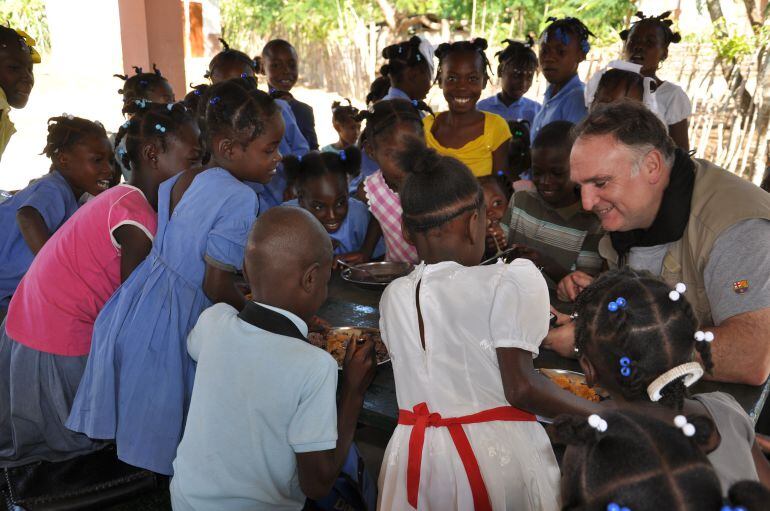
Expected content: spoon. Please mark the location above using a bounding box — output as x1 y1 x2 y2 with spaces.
336 259 378 280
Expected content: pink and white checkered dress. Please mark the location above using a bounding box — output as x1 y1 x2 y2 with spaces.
364 171 419 264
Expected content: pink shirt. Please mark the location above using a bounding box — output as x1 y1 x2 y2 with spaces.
6 185 157 356
364 171 418 264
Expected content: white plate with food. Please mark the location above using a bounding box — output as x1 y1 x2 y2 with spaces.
307 327 390 369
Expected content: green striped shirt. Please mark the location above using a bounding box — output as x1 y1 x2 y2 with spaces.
502 191 604 287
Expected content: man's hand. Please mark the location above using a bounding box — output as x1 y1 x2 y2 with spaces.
543 307 577 358
557 271 595 302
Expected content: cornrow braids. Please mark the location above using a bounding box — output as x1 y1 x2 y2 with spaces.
541 17 596 55
552 409 729 511
620 11 682 46
283 146 362 193
355 98 428 150
331 99 360 124
380 36 429 81
574 268 713 411
42 115 108 160
434 38 491 84
366 75 391 106
399 140 483 233
114 102 196 171
206 38 259 80
182 83 210 121
495 36 538 72
203 77 278 148
114 64 169 113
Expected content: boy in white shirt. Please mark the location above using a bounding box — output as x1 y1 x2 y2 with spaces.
171 207 376 510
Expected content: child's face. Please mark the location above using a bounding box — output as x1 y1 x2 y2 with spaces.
531 145 578 207
155 121 203 180
333 118 361 147
538 30 585 86
439 52 485 114
499 62 535 101
299 174 349 233
211 63 255 84
0 43 34 108
592 80 643 109
406 61 433 101
58 134 115 197
624 22 667 76
263 45 298 92
481 180 508 222
370 121 425 191
144 81 175 104
228 111 284 183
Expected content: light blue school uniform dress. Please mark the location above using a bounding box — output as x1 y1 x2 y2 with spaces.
0 171 78 309
259 100 310 210
67 167 259 476
530 74 587 142
477 94 541 126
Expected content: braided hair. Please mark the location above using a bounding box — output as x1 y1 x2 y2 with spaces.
331 99 360 124
398 140 483 233
495 36 538 73
540 17 595 55
551 409 770 511
203 77 279 148
380 36 430 83
621 11 682 47
574 268 714 411
42 115 108 161
593 69 646 107
508 119 532 176
356 98 429 151
434 38 491 84
114 64 171 113
114 102 197 171
283 147 361 196
206 38 259 81
366 75 391 106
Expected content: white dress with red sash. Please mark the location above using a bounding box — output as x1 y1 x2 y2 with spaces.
377 259 560 511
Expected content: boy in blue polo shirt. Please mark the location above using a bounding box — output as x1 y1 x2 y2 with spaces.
171 207 376 510
530 17 594 141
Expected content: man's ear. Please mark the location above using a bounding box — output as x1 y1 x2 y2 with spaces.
301 262 320 293
645 149 667 186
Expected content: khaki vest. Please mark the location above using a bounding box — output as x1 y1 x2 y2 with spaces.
599 158 770 326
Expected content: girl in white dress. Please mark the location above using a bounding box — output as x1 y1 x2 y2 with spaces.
377 142 601 511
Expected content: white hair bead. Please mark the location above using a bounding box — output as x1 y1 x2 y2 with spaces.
669 290 680 301
675 283 687 294
704 331 715 342
694 331 706 342
682 423 696 437
588 414 602 428
674 415 687 428
597 419 608 432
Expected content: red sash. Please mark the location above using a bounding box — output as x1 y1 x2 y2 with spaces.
397 402 536 510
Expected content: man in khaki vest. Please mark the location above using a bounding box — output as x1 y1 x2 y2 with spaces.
546 101 770 386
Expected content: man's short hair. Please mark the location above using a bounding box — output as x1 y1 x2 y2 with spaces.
571 100 677 172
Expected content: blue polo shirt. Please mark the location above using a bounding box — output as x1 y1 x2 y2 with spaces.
477 94 541 125
382 87 410 101
530 74 587 142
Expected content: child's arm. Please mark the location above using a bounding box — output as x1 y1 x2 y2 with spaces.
16 207 51 255
203 263 246 311
497 347 601 417
358 216 383 260
751 440 770 489
113 225 152 282
296 338 376 499
668 120 689 152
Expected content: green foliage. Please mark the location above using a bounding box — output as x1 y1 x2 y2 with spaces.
0 0 50 54
710 19 759 60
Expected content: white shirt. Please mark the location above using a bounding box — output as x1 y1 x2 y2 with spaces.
377 259 560 511
654 81 692 125
170 302 338 511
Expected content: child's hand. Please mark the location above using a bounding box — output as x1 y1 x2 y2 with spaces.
335 252 369 269
341 336 376 397
486 224 506 253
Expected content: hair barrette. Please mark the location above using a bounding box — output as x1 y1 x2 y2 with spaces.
607 296 627 312
210 96 221 105
580 40 591 54
117 147 127 156
62 113 74 120
240 72 248 78
694 331 715 343
416 53 422 61
139 79 149 87
588 414 608 433
619 356 632 377
669 282 686 301
721 505 748 511
122 120 131 129
193 89 202 96
167 103 174 111
607 504 631 511
674 415 695 437
155 123 166 133
339 151 347 161
647 362 704 402
135 99 148 108
496 170 505 177
398 46 403 54
411 99 418 107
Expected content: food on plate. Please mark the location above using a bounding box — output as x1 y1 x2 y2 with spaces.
542 370 603 402
307 327 389 367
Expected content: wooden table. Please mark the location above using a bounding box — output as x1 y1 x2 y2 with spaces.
318 271 770 432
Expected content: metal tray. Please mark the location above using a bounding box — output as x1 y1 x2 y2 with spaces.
340 262 414 290
307 326 390 369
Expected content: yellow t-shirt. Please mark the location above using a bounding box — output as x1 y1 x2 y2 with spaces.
0 88 16 163
423 111 511 177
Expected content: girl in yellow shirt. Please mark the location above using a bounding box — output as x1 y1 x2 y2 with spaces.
424 38 511 178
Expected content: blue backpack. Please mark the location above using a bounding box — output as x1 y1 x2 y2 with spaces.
304 442 377 511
